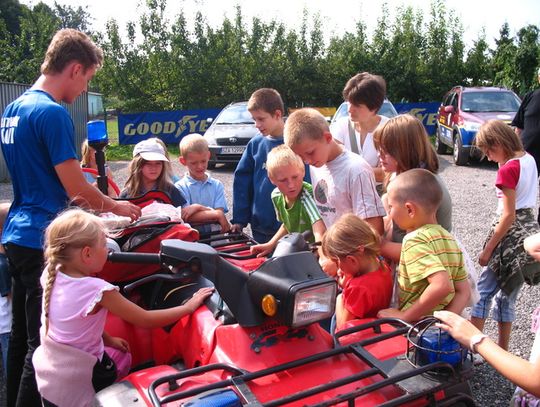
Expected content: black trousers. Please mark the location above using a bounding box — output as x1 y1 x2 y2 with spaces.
4 243 43 407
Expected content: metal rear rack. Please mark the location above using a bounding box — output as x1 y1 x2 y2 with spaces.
198 231 258 260
147 318 475 406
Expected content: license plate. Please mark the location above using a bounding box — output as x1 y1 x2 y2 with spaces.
221 146 245 154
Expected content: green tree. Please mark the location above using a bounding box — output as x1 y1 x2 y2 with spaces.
465 30 491 86
492 23 518 89
514 25 539 94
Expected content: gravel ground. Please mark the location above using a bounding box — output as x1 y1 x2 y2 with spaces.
1 154 539 405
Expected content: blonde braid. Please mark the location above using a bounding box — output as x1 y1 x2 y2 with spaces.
42 261 59 333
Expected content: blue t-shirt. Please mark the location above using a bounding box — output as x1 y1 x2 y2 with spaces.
175 173 228 212
1 90 77 249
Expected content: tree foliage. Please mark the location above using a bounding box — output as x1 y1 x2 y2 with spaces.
1 0 539 109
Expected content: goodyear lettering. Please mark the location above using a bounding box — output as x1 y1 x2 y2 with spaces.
122 115 210 139
408 108 438 127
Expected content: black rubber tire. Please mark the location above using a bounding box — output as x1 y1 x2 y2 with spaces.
435 126 448 154
453 134 469 166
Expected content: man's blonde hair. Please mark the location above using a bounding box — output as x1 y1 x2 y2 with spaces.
284 108 329 147
266 145 305 179
388 168 442 213
179 133 209 158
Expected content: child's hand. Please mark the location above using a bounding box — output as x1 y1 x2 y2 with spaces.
217 213 231 233
478 247 492 267
184 287 214 313
319 257 338 278
524 233 540 261
250 243 273 258
377 308 404 319
231 223 244 233
106 336 130 353
434 310 482 347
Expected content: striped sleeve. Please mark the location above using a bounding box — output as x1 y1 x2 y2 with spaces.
300 183 322 225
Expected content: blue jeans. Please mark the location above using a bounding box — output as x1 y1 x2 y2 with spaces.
5 243 44 407
0 331 9 377
471 266 523 322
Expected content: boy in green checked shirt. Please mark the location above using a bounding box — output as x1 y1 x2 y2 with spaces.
250 145 326 257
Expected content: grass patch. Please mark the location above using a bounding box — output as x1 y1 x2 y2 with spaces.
105 117 179 161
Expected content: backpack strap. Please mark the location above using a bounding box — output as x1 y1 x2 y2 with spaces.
348 120 360 154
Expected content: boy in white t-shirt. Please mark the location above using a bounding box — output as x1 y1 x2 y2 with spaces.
284 108 385 235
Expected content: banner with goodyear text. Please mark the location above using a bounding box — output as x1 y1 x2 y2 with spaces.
118 109 221 144
393 102 440 135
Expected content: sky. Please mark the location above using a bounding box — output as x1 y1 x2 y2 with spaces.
20 0 540 48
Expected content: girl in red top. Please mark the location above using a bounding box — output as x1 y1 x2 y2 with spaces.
322 213 392 329
471 120 540 351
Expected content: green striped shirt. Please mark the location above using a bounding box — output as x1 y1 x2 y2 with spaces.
398 224 467 312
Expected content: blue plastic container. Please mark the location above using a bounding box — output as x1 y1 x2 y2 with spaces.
87 120 108 147
417 327 466 367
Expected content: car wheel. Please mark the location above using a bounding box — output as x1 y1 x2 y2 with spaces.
435 126 448 154
453 134 468 166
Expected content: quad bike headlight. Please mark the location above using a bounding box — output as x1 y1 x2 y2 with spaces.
248 252 337 328
291 282 337 328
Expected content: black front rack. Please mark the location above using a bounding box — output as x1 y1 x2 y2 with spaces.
147 318 475 407
198 231 259 260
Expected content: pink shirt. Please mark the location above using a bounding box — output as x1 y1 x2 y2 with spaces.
41 271 118 360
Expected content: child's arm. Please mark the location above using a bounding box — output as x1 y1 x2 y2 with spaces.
380 239 402 263
364 216 384 236
443 279 471 315
435 310 540 397
100 287 214 328
251 225 288 257
479 187 515 266
102 331 130 353
335 293 354 330
312 219 326 243
378 270 453 322
524 233 540 262
185 207 231 232
181 204 211 220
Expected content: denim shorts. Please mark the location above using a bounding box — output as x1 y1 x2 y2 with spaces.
471 266 523 322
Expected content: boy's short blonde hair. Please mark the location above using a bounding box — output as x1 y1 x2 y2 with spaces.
266 145 305 179
179 133 209 158
284 108 329 147
247 88 284 115
389 168 442 212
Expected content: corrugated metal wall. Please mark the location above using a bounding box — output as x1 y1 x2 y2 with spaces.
0 82 89 182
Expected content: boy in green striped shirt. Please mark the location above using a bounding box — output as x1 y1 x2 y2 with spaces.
250 145 326 257
378 169 470 322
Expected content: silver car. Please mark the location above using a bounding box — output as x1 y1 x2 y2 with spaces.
329 100 399 126
204 101 258 168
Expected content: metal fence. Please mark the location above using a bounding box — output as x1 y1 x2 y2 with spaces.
0 82 91 182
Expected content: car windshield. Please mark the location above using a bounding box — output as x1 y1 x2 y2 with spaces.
215 105 255 125
461 91 521 113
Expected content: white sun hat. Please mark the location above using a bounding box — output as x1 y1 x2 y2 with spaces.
133 139 169 162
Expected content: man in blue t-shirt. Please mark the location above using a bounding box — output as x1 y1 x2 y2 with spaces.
0 29 141 407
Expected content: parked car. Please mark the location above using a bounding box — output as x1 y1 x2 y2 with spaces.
204 101 258 168
435 86 521 166
329 99 399 126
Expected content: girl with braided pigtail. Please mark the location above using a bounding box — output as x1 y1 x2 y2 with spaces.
32 209 213 407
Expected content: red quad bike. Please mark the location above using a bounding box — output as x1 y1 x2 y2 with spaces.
95 229 476 407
